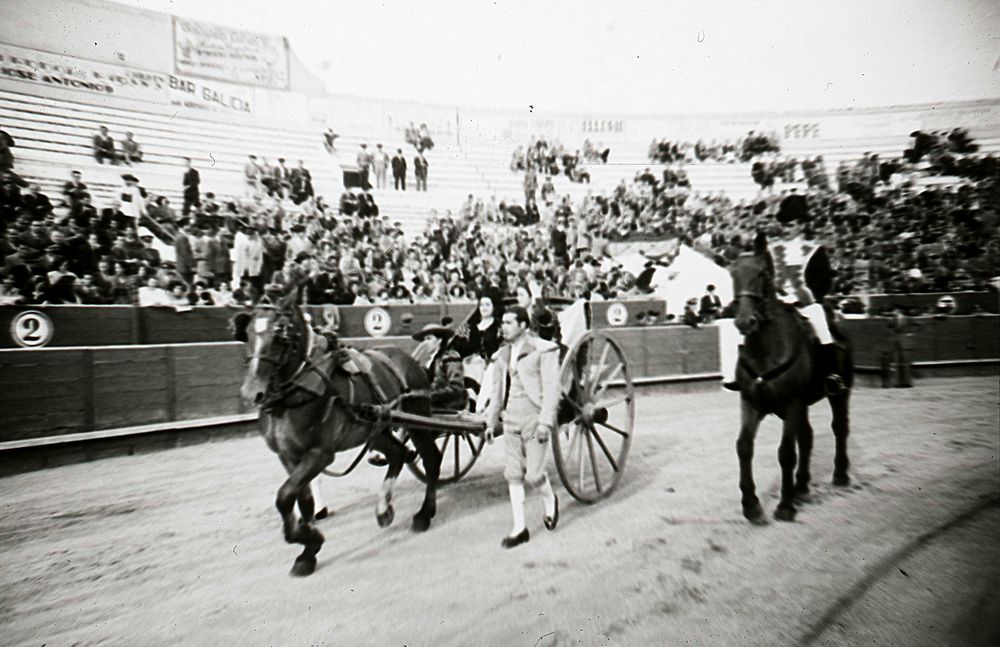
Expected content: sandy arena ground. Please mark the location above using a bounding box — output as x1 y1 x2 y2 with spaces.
2 376 998 646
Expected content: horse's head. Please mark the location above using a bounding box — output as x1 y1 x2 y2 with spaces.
730 232 776 336
236 291 306 406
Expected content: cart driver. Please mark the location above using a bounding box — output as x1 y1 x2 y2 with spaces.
368 322 467 467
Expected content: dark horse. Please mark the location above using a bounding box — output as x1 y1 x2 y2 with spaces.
730 233 852 524
234 292 442 576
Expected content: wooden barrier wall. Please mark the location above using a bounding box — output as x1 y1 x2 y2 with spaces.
1 316 996 445
0 342 245 443
0 300 668 349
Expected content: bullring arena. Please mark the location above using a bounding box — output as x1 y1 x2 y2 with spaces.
1 1 999 646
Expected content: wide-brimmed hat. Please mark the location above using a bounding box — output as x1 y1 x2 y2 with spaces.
411 323 454 342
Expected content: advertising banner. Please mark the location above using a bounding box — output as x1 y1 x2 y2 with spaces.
0 43 310 123
173 17 289 90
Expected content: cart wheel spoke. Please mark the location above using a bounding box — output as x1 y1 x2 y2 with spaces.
584 426 603 492
595 419 630 438
589 342 613 396
593 364 624 399
464 433 478 453
595 393 630 411
453 433 461 476
589 425 619 473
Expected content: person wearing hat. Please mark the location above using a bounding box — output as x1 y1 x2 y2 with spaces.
484 306 560 549
118 173 145 222
136 227 161 267
412 322 467 411
683 298 701 328
367 321 466 467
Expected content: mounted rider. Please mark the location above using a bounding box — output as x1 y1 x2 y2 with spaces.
720 235 846 395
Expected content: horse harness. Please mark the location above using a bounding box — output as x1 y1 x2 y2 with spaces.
251 316 413 425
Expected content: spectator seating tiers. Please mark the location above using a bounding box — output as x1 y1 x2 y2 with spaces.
0 88 341 213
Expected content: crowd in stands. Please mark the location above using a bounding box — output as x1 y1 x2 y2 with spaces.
1 118 997 314
648 131 781 164
510 136 608 184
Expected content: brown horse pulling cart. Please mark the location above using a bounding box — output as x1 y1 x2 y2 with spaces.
234 293 634 576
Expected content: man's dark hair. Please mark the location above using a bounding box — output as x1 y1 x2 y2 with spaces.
505 305 531 327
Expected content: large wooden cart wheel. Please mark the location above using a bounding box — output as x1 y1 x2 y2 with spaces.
407 425 486 485
553 330 635 504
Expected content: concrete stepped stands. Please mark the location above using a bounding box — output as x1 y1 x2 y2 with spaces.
0 89 341 207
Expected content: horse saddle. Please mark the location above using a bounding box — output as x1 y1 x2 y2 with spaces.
290 345 369 399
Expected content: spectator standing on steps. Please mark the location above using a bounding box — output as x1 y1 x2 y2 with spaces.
392 148 407 190
182 158 201 216
414 150 428 191
357 143 373 190
373 144 390 189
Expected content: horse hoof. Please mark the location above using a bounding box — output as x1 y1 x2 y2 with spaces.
376 505 395 528
833 474 851 487
290 555 317 577
743 502 766 525
411 515 431 533
774 505 796 522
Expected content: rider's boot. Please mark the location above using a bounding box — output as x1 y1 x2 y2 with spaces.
818 343 846 396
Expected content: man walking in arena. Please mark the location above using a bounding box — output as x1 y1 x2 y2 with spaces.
484 306 560 548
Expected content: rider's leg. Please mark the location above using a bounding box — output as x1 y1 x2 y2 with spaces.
800 303 845 393
717 318 742 390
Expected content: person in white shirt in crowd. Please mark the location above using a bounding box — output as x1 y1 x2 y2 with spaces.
118 173 146 225
232 225 265 293
138 276 174 307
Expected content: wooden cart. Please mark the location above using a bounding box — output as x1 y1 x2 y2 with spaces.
388 329 635 504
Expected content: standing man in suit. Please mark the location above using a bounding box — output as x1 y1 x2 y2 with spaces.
484 306 560 548
173 222 194 286
391 148 407 190
182 157 201 216
414 150 429 191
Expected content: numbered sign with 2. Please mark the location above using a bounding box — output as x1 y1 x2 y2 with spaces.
11 310 54 348
363 307 392 337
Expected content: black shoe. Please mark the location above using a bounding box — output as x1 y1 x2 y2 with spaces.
544 495 559 531
722 380 740 392
367 452 388 467
501 528 530 549
314 507 329 521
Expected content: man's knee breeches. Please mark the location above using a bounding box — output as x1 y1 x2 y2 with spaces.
503 420 549 487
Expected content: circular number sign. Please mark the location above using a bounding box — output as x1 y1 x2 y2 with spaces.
935 295 956 314
11 310 54 348
363 307 392 337
606 303 629 327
